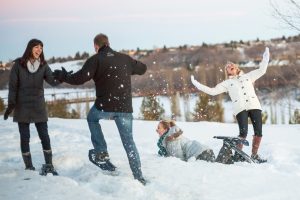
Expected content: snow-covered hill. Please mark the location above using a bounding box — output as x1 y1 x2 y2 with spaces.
0 118 300 200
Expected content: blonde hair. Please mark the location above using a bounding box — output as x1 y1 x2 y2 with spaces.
159 120 176 129
224 61 242 79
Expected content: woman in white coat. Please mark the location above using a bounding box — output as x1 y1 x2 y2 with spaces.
191 47 270 163
156 120 215 162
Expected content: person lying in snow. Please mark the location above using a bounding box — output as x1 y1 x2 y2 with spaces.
156 120 215 162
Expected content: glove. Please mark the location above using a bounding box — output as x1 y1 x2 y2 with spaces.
53 67 73 82
53 70 65 82
62 66 73 75
262 47 270 61
4 105 14 120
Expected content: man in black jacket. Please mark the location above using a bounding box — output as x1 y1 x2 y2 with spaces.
54 33 147 184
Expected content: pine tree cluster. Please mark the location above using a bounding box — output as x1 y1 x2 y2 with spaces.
193 94 224 122
140 95 165 120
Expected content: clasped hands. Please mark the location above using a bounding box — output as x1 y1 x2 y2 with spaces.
53 67 73 82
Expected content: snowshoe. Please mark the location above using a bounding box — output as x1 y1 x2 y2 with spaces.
215 142 234 164
39 164 59 176
233 151 246 162
88 149 117 172
214 136 255 164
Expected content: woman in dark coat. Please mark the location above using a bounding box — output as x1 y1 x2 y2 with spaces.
4 39 59 173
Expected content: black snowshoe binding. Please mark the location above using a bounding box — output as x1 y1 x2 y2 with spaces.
214 136 255 164
88 149 117 172
39 164 59 176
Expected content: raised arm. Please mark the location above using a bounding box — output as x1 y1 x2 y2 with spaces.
247 47 270 82
191 75 227 96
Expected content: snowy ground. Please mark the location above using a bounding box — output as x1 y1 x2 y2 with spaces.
0 118 300 200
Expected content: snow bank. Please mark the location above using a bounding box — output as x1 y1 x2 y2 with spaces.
0 118 300 200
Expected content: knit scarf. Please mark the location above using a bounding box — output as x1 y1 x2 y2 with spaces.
157 130 169 157
27 59 40 73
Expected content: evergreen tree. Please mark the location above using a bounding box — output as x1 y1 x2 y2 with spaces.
74 52 81 60
193 94 224 122
47 99 80 119
202 42 208 47
81 52 89 59
289 109 300 124
262 111 268 124
162 45 168 52
0 97 5 113
140 95 165 120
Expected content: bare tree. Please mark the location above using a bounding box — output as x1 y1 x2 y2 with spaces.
270 0 300 31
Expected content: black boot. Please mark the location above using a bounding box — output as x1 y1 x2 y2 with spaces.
196 149 215 162
22 152 35 170
40 150 58 176
135 177 147 186
43 150 53 165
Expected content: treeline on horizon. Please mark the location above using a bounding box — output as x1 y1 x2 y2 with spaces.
1 34 300 95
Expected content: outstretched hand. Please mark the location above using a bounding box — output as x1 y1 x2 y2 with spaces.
53 67 73 82
3 105 14 120
4 109 10 120
62 67 73 75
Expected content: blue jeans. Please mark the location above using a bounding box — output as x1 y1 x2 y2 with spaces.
87 105 143 179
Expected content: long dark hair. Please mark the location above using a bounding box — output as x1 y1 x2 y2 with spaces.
20 39 46 67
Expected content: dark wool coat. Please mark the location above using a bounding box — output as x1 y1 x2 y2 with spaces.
8 59 59 123
64 46 147 113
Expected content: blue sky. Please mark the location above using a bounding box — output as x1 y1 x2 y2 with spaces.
0 0 297 62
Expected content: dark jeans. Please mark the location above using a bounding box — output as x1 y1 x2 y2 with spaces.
236 109 262 138
18 122 51 153
87 105 143 179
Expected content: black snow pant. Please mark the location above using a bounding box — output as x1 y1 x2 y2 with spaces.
236 109 262 138
18 122 51 153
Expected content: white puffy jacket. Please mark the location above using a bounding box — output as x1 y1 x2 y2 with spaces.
191 47 270 116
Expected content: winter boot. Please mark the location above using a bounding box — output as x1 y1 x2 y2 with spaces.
196 149 215 162
43 150 53 165
40 150 58 176
94 152 116 171
22 152 35 170
233 136 246 162
135 176 147 186
251 136 267 163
